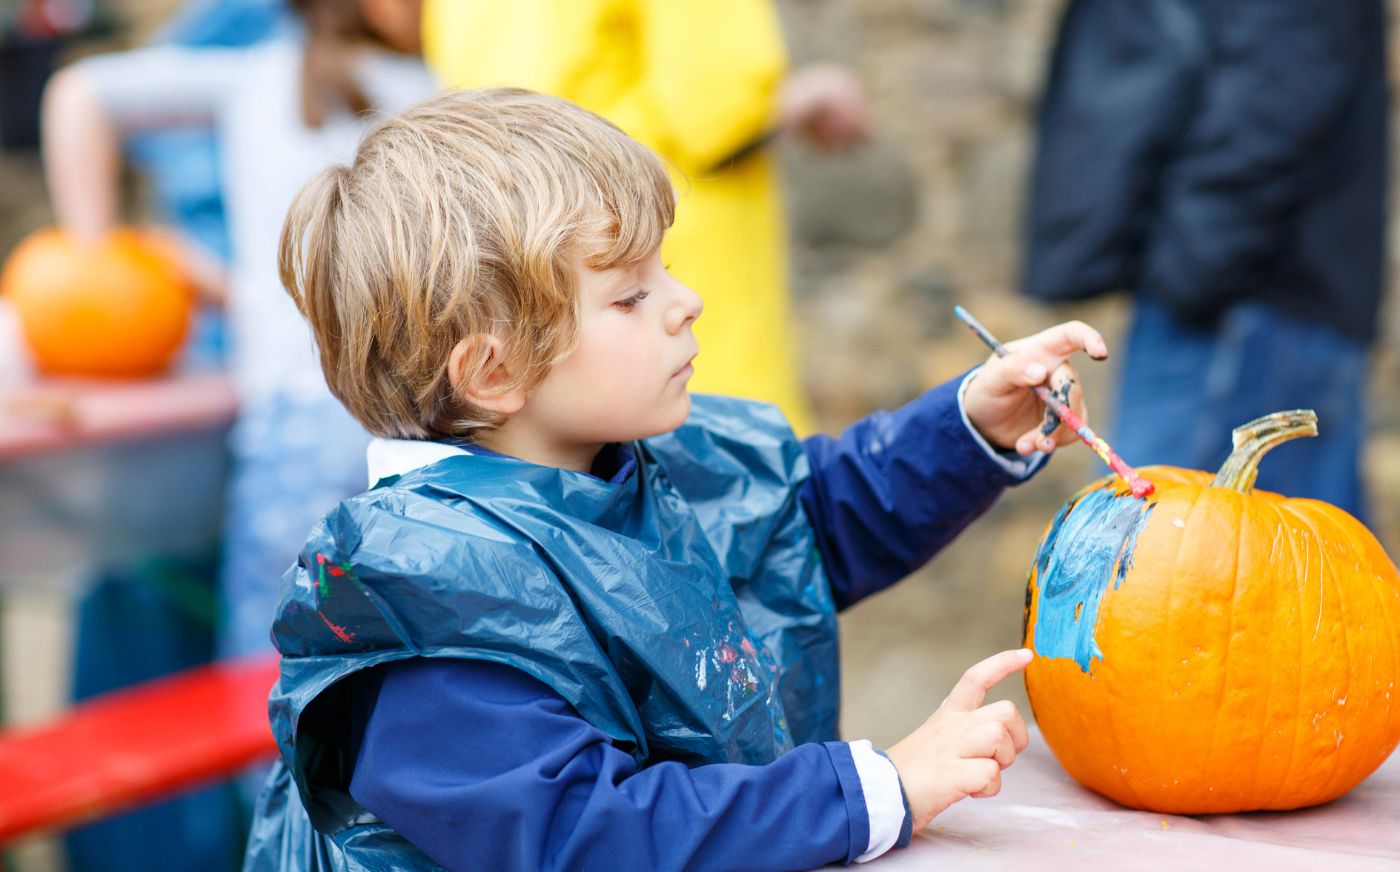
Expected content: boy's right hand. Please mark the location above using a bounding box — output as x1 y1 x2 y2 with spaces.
885 648 1032 832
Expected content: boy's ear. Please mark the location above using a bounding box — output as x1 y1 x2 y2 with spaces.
448 334 527 416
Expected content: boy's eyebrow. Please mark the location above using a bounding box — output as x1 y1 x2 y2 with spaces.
603 265 642 296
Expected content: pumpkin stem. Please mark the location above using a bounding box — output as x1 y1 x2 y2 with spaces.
1211 410 1319 493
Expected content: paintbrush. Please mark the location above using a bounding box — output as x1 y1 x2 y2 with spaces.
953 305 1154 498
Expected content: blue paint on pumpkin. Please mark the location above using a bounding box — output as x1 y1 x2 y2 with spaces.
1031 485 1155 673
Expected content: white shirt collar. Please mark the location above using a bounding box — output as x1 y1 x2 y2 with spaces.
366 437 470 487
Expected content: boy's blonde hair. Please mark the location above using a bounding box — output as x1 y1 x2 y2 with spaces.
279 88 676 438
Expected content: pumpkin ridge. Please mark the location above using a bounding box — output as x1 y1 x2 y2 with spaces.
1311 525 1344 806
1148 484 1202 810
1150 488 1184 807
1311 506 1357 804
1308 505 1359 804
1278 502 1336 648
1267 497 1311 809
1342 514 1400 737
1304 509 1349 806
1203 487 1246 805
1111 523 1147 811
1291 501 1391 803
1303 503 1400 658
1243 499 1284 807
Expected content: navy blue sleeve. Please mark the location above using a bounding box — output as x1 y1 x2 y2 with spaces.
800 373 1027 609
349 658 869 872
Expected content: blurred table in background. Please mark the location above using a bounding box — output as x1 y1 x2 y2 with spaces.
863 727 1399 871
0 369 236 595
0 299 236 597
0 299 236 748
0 371 237 461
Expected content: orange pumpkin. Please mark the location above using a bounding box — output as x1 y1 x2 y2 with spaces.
1 227 193 377
1025 411 1400 813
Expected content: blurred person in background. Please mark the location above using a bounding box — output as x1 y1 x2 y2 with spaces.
39 0 434 865
123 0 289 277
424 0 870 434
1020 0 1386 522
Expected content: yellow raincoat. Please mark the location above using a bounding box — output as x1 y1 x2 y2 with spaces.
424 0 813 432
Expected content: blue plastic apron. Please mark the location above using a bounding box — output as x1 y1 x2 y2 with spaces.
244 396 840 871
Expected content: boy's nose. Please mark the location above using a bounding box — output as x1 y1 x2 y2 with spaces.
665 282 703 334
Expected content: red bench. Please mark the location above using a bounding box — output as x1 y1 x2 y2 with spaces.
0 655 279 844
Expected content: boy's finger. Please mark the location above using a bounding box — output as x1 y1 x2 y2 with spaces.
979 700 1030 753
955 758 1001 798
1047 363 1077 399
968 765 1003 799
1043 365 1086 450
960 718 1012 764
977 354 1047 396
977 699 1029 752
979 723 1017 770
1004 321 1106 364
943 649 1034 712
992 732 1017 769
1028 320 1108 361
1014 432 1040 456
1007 708 1030 754
1016 426 1059 456
1019 360 1049 386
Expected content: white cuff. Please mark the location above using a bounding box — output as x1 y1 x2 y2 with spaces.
956 368 1045 480
849 739 905 863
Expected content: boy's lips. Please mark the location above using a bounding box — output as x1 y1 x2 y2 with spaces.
672 354 697 380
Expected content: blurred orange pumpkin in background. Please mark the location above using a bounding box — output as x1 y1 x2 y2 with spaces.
1024 410 1400 814
0 227 193 378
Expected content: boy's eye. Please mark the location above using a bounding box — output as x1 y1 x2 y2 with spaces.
614 289 651 312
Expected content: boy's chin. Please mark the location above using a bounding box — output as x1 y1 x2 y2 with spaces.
626 394 692 441
661 393 693 432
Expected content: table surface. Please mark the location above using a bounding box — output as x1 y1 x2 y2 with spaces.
0 300 238 461
866 728 1399 871
0 370 237 461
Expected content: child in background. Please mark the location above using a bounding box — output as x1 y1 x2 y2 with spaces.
423 0 870 433
41 0 436 660
244 89 1110 871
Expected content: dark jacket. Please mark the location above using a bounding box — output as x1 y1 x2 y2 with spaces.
1022 0 1387 342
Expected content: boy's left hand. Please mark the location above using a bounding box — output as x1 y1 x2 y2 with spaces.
962 320 1107 456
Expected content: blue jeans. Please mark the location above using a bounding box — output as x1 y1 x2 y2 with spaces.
1113 297 1371 523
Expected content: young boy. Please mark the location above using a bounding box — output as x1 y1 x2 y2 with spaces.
244 88 1110 871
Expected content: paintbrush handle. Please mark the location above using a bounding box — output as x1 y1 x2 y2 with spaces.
1033 384 1138 483
954 305 1154 498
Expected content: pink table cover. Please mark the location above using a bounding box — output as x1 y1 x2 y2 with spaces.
866 727 1399 871
0 371 237 460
